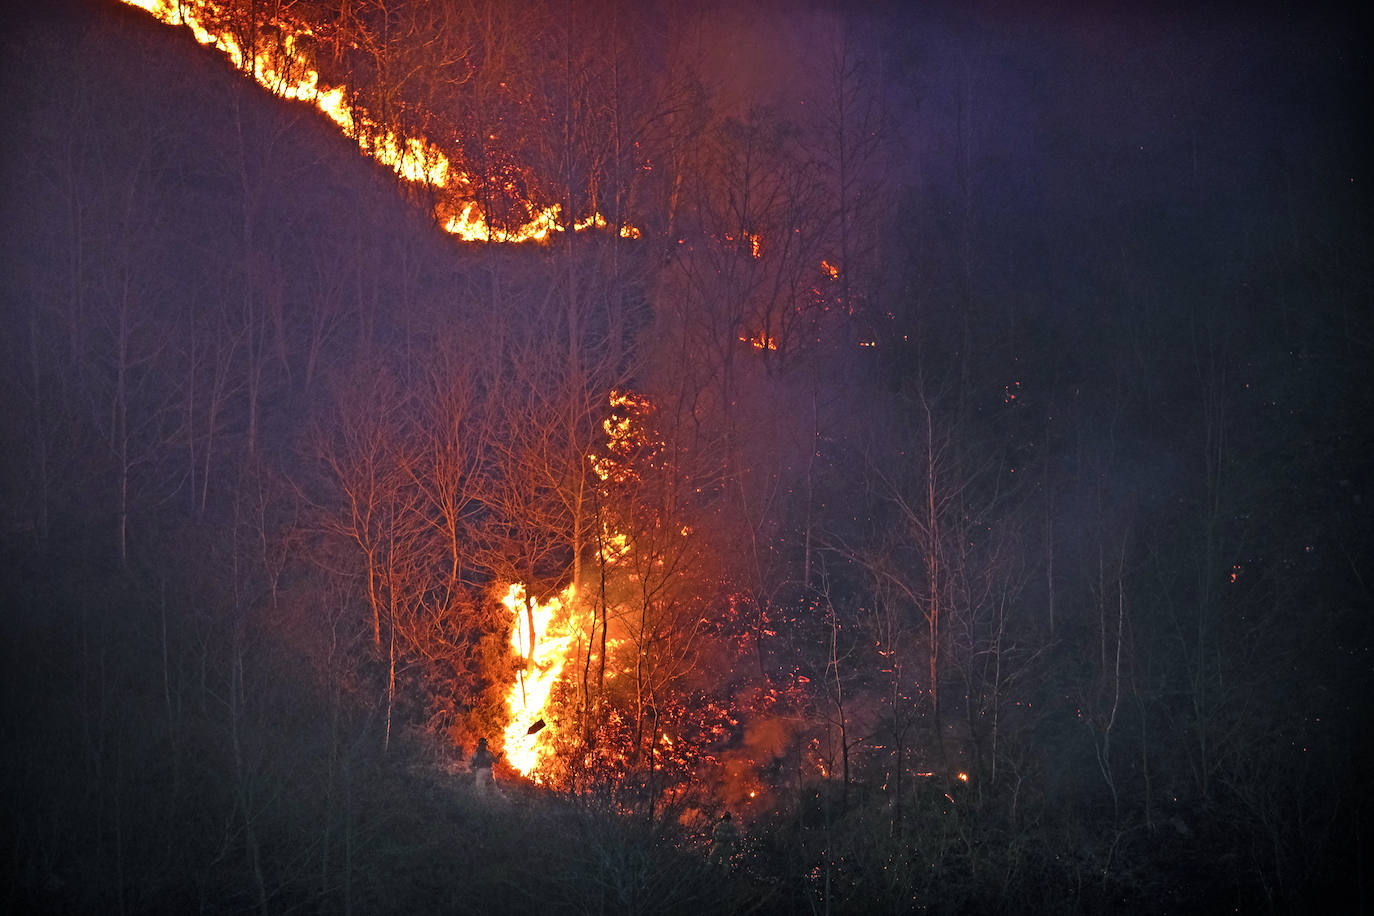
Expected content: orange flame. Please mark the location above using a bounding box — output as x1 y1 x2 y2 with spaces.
739 331 779 351
119 0 637 243
120 0 449 186
500 583 586 779
722 232 762 259
498 391 652 778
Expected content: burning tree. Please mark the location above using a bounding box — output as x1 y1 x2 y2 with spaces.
486 389 733 808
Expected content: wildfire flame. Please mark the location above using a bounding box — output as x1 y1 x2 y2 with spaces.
740 331 779 351
500 582 584 779
590 389 655 484
120 0 448 185
722 232 762 259
500 391 650 779
119 0 637 243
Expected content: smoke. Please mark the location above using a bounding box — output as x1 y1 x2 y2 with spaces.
715 684 806 811
676 1 847 123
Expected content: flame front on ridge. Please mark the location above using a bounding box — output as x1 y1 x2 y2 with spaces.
118 0 636 243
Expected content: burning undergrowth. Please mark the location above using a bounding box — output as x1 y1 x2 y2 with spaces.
483 569 835 823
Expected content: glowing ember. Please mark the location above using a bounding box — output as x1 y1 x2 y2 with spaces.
590 390 656 484
500 582 584 779
722 232 763 259
740 331 779 351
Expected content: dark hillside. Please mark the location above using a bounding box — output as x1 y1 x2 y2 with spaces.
1 0 480 513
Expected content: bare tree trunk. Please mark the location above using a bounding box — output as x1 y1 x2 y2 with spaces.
922 394 942 731
27 305 51 541
229 628 269 913
826 596 851 807
1044 409 1056 637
